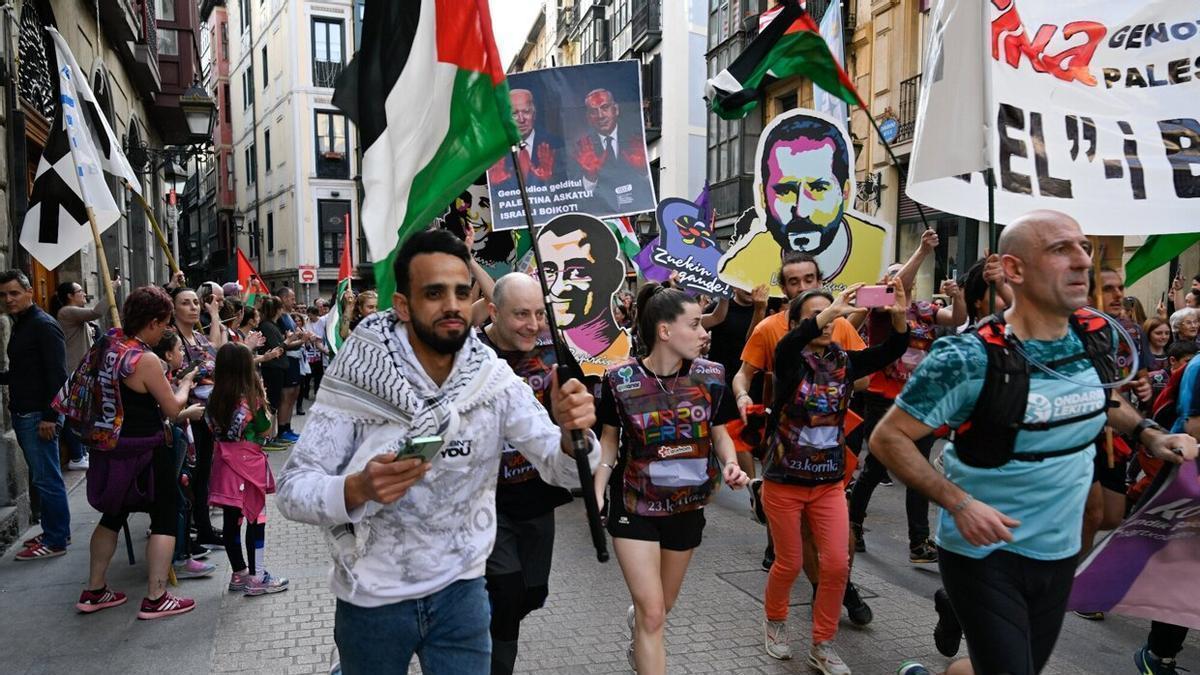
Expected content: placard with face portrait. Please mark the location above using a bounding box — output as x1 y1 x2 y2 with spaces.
717 109 893 297
527 213 632 378
486 61 658 231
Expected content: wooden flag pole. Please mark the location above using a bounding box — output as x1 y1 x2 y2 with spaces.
86 207 121 328
129 187 181 276
1090 239 1115 470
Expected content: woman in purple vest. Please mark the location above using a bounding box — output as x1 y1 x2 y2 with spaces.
760 282 909 674
593 284 750 675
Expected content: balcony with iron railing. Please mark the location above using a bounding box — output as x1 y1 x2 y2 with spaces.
631 0 661 51
557 4 577 44
128 0 161 97
314 60 345 88
895 73 921 144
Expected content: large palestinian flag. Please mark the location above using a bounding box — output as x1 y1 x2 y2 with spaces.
333 0 519 300
707 0 862 120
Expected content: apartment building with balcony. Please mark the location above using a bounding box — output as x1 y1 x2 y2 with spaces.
174 0 239 283
228 0 359 302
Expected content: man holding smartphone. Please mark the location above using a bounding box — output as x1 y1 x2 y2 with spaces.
277 231 598 675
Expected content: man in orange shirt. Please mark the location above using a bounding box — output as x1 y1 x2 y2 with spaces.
848 229 966 565
731 251 873 626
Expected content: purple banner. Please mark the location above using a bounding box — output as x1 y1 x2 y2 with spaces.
1069 460 1200 630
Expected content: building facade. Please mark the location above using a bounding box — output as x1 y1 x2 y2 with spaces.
0 0 199 549
227 0 360 303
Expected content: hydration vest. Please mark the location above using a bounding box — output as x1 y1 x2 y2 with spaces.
606 358 726 516
762 345 852 485
479 330 557 486
951 309 1118 469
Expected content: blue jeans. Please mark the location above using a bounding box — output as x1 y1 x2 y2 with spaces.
12 412 71 548
334 577 491 675
61 425 85 462
170 425 191 561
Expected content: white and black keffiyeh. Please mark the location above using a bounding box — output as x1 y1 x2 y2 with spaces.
311 310 517 585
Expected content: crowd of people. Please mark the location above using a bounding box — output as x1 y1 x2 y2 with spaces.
3 208 1199 673
0 267 383 617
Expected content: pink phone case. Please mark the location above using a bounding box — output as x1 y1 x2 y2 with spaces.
857 285 895 308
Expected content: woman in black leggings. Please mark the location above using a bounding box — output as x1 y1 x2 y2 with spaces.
74 286 202 619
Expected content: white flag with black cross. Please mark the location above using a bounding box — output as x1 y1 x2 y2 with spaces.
19 27 141 270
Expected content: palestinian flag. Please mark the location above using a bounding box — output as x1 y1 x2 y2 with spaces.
606 217 641 261
332 0 519 300
707 0 862 120
1125 234 1200 286
326 217 355 356
236 248 269 306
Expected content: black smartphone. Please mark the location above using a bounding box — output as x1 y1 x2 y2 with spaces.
177 361 201 378
396 436 444 463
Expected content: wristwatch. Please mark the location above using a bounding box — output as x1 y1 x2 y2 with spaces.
1134 418 1167 442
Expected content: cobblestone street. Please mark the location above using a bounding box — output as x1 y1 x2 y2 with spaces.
1 424 1196 674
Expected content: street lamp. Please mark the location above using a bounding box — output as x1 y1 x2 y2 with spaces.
179 80 217 143
123 80 218 176
634 212 656 246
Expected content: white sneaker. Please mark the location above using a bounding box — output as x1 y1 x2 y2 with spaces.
764 619 791 660
809 641 851 675
67 457 89 471
626 604 636 634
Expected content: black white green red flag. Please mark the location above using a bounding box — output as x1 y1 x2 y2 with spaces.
326 216 354 356
332 0 519 299
706 0 862 121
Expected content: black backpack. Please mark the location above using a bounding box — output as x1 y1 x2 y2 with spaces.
951 309 1119 468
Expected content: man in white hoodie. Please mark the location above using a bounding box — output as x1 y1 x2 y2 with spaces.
277 230 599 674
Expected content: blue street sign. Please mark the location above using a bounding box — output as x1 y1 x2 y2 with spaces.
879 118 899 143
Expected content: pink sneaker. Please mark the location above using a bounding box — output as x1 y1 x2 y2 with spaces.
229 570 251 593
76 586 127 614
137 592 195 620
243 570 289 597
172 558 216 579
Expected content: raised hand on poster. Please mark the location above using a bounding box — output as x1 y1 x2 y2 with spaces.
488 61 658 231
650 198 733 299
717 109 891 297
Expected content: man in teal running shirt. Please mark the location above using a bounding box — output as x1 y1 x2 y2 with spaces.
871 210 1197 675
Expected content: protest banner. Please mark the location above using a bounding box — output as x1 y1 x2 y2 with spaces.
487 61 657 230
717 109 891 297
908 0 1200 235
438 175 528 279
1069 461 1200 629
526 213 632 378
648 198 733 298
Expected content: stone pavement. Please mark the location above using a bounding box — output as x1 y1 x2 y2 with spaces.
0 421 1196 674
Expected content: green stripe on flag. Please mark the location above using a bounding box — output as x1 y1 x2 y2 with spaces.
606 219 642 261
1125 234 1200 286
373 69 517 300
326 278 352 356
713 30 858 120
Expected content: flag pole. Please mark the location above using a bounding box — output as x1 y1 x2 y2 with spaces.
861 107 932 233
128 186 181 276
987 170 997 313
343 213 353 293
509 148 609 564
86 207 122 328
